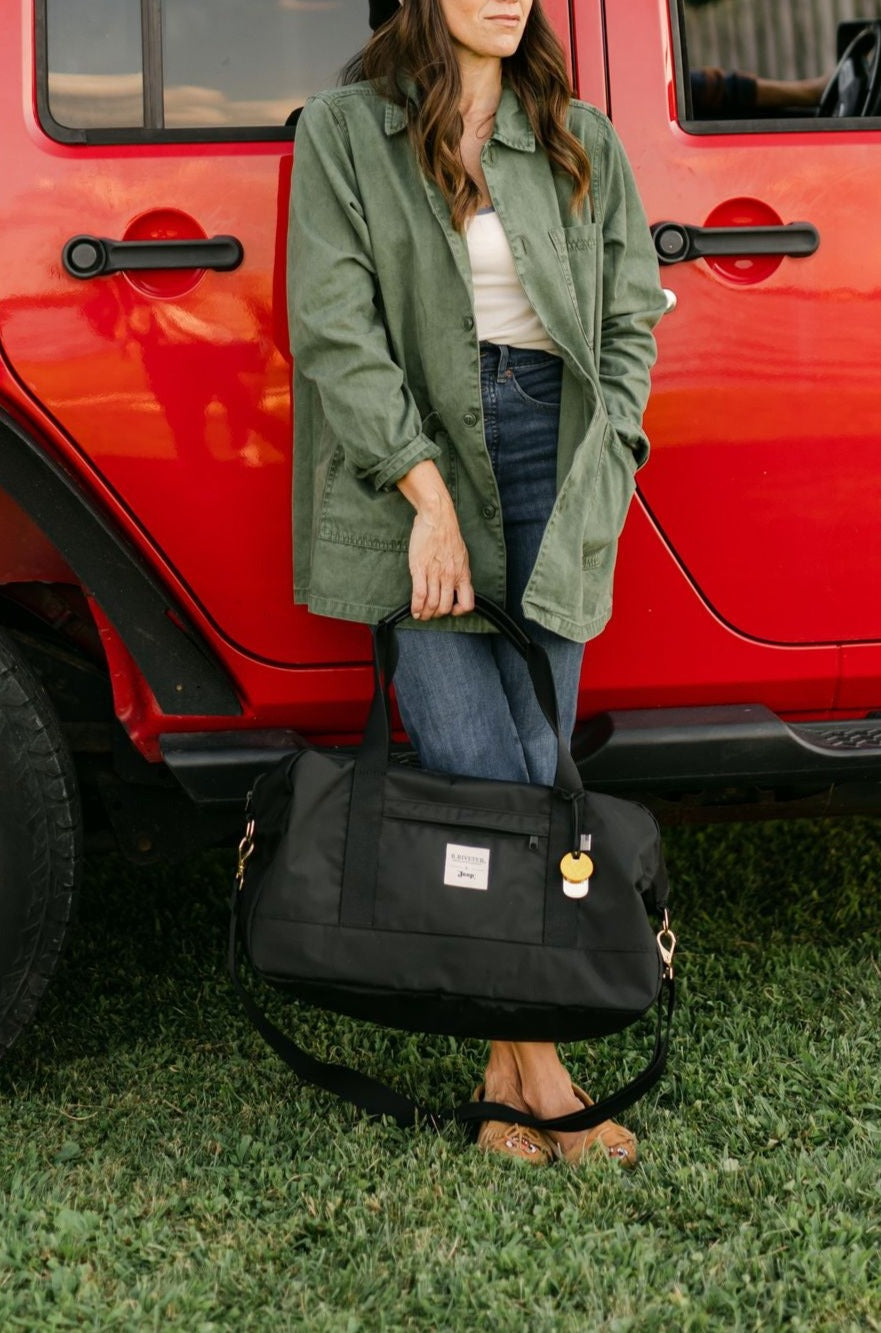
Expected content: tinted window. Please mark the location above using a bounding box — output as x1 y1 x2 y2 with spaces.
676 0 881 127
42 0 371 136
162 0 370 128
46 0 143 129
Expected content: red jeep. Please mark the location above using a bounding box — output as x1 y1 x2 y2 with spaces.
4 0 881 1054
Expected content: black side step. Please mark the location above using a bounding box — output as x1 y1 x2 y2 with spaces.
161 707 881 808
572 706 881 791
161 728 310 805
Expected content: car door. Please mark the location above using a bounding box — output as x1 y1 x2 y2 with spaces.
4 0 576 679
3 0 374 669
599 0 881 708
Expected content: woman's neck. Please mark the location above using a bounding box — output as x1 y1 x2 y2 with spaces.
455 50 503 123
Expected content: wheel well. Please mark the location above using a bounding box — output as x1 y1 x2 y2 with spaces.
0 584 111 724
0 411 241 716
0 587 239 861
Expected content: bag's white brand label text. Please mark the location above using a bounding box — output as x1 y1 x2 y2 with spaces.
444 843 490 891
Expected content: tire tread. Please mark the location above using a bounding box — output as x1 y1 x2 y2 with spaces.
0 636 82 1056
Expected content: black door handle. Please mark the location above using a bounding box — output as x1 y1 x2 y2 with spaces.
62 234 244 280
651 221 819 265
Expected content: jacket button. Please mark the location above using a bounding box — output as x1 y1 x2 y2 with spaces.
482 504 497 519
463 315 475 331
463 411 478 427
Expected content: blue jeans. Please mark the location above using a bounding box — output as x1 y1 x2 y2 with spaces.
394 343 585 786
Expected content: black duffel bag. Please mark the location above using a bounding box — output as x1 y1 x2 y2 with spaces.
230 595 675 1131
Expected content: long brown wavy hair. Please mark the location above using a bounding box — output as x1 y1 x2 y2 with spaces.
342 0 591 231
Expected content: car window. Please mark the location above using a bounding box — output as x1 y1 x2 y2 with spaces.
673 0 881 130
44 0 144 129
40 0 371 140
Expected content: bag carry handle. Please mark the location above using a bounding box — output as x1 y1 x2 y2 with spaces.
340 594 585 927
364 593 583 796
229 895 675 1134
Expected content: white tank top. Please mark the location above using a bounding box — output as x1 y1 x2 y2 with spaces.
465 208 559 356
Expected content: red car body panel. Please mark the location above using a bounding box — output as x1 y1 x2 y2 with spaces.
1 0 880 766
603 2 881 653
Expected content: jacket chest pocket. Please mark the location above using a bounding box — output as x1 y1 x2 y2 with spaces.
548 225 601 350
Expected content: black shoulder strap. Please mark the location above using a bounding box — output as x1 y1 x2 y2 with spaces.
229 893 674 1134
228 899 431 1127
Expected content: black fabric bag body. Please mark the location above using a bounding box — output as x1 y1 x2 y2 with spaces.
242 748 667 1042
232 596 675 1128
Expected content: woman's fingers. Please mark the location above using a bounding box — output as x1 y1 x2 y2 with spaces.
408 512 471 620
435 575 456 619
419 559 452 618
451 568 475 615
410 564 429 619
423 567 443 618
398 461 473 619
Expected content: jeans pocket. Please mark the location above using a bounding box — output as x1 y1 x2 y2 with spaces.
509 359 563 412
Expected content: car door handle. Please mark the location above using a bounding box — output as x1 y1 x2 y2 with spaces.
651 221 819 265
62 234 244 280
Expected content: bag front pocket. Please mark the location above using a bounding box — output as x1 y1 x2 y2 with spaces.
373 801 550 944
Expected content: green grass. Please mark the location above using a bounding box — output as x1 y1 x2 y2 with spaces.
1 819 880 1330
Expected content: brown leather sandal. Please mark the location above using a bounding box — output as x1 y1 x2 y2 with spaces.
553 1084 638 1168
472 1085 555 1166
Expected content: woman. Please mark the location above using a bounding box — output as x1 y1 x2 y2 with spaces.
289 0 666 1165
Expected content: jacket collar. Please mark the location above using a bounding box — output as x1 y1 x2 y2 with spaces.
383 79 536 152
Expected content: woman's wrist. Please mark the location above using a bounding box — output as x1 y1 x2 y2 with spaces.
396 459 455 519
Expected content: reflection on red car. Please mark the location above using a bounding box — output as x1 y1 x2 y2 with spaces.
2 0 881 1053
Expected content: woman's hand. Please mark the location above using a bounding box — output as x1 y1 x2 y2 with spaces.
397 460 475 619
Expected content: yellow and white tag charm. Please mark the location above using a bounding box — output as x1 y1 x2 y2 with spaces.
561 833 593 899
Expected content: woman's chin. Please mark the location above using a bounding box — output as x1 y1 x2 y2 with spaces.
453 25 526 60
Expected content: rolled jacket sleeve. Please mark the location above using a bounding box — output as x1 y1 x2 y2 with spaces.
596 119 667 468
289 96 440 490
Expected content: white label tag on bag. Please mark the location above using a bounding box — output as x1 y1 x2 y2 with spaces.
444 843 490 891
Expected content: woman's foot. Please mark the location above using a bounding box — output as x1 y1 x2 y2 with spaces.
472 1084 555 1165
540 1084 638 1168
484 1043 638 1168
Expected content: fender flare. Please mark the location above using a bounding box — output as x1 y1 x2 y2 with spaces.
0 412 241 717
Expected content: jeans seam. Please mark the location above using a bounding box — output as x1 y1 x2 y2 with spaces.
481 365 500 473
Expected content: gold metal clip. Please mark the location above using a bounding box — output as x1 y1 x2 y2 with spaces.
656 909 677 979
235 817 256 893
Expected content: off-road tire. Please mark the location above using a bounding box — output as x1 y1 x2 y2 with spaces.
0 629 81 1057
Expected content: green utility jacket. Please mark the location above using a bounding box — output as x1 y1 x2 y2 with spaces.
289 80 666 641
